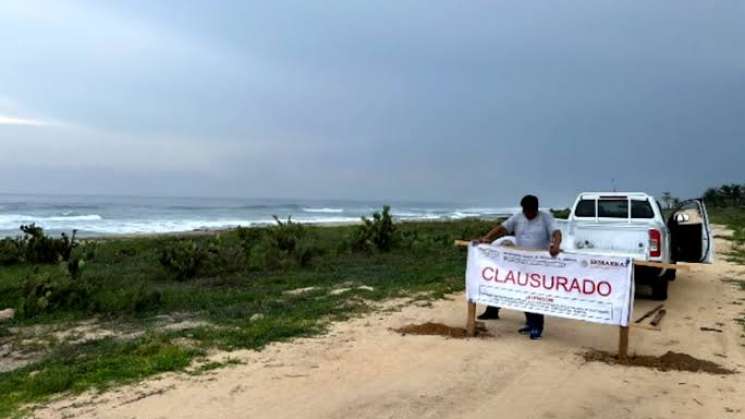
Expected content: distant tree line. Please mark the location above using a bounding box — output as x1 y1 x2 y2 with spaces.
702 184 744 207
660 192 681 210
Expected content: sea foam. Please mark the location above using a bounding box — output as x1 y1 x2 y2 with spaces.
302 208 345 213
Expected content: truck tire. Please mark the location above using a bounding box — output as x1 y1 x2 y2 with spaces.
662 266 677 281
651 279 669 300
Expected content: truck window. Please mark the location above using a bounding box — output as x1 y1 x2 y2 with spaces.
574 199 595 217
598 199 628 218
631 200 655 218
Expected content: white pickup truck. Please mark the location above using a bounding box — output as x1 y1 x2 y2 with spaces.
557 192 714 300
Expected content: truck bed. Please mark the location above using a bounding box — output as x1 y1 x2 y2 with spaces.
556 219 660 262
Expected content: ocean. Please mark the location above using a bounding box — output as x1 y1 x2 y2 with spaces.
0 194 518 237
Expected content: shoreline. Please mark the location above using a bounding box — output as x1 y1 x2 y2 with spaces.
79 215 506 241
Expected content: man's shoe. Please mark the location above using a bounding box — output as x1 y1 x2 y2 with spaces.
529 328 543 340
477 307 500 320
518 326 531 335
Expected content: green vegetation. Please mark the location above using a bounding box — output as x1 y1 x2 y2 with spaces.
352 205 397 252
0 335 197 417
710 207 745 266
704 183 745 266
3 183 739 416
705 186 745 340
550 208 570 219
0 213 497 416
703 183 745 208
0 224 78 266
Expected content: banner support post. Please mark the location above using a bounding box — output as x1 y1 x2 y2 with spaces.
618 326 629 360
467 300 476 337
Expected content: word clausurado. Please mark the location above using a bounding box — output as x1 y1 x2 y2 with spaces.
462 242 638 358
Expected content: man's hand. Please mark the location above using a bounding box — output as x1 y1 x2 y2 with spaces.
549 242 560 257
549 230 562 257
469 237 490 247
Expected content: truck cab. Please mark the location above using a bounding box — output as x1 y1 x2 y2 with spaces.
558 192 713 300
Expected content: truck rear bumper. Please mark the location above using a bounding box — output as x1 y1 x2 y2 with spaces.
635 265 667 282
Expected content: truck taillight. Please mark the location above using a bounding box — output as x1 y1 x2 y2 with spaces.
649 229 661 258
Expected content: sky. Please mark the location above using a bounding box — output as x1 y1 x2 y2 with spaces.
0 0 743 207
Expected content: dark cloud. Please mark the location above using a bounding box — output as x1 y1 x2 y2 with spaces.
0 0 743 206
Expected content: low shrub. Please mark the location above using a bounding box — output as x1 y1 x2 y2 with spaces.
0 224 78 265
159 240 206 280
0 238 24 265
236 226 263 254
352 206 396 252
399 230 454 253
294 239 323 267
201 236 248 275
66 256 85 281
455 219 496 242
77 242 99 262
245 217 323 270
159 236 247 280
91 283 163 315
550 208 571 219
18 270 93 318
248 240 282 270
20 224 78 264
266 216 306 253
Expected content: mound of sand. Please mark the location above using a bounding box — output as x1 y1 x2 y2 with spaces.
582 350 736 375
393 322 490 338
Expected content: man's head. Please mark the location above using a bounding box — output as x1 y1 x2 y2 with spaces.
520 195 539 220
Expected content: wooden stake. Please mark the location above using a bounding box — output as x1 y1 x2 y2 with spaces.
650 309 667 327
618 326 630 360
634 304 664 323
453 241 688 271
467 300 477 337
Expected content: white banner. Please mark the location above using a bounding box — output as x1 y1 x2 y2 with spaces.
466 244 634 326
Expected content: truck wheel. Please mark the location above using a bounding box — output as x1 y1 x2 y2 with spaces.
651 279 669 300
663 266 676 281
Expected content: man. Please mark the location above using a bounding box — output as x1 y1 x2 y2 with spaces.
476 195 562 340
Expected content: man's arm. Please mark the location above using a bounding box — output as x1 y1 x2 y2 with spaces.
480 225 508 243
549 230 562 256
478 214 517 243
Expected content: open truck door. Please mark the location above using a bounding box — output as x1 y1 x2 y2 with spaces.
668 199 714 263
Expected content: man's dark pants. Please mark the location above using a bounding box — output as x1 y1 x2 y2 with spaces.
525 312 544 332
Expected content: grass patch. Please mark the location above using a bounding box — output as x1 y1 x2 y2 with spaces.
0 334 200 417
711 207 745 347
722 278 745 291
0 217 496 415
709 208 745 265
190 358 244 375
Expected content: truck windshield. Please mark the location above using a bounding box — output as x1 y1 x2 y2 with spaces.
575 198 656 219
598 199 627 218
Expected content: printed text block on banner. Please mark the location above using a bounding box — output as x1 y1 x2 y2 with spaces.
466 244 634 326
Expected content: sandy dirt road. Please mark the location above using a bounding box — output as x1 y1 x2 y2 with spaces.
37 231 745 419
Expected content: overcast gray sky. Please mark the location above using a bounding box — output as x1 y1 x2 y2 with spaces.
1 0 743 207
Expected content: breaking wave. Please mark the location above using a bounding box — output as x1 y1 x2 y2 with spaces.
0 195 519 237
302 208 344 213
